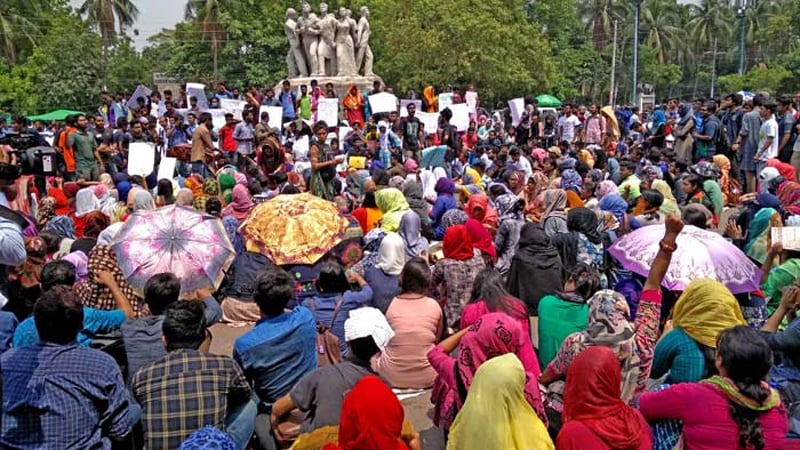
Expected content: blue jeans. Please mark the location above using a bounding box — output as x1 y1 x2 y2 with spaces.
191 160 207 178
225 396 258 450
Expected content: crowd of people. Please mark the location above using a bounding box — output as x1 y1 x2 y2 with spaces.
3 81 800 450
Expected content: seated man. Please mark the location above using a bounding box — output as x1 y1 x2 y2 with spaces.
270 307 394 434
121 272 222 378
132 301 253 450
234 266 316 449
2 285 135 448
13 260 135 347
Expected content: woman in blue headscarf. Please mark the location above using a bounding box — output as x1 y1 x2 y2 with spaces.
647 109 667 149
599 194 641 238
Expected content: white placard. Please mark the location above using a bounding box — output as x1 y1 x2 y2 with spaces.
465 91 478 115
317 98 339 126
438 93 453 112
293 136 310 161
508 98 525 127
128 142 156 177
449 103 471 132
220 99 247 120
210 110 226 133
369 92 398 114
127 85 152 109
260 106 283 130
157 157 177 181
772 227 800 251
338 126 353 145
185 82 208 110
400 100 422 117
175 108 189 121
416 112 440 135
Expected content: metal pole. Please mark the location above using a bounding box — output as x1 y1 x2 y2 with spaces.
738 7 746 75
710 36 717 98
632 0 641 105
610 19 618 108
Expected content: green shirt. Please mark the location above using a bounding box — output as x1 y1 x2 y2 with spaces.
298 95 312 120
537 294 589 369
762 259 800 316
67 130 98 170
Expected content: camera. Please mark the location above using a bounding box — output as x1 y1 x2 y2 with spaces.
0 133 57 177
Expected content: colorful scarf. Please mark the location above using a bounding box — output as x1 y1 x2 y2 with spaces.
74 245 148 317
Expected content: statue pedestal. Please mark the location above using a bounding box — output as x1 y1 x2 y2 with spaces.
276 74 384 104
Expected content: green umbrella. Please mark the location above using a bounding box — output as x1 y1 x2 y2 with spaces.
27 109 86 122
535 95 562 108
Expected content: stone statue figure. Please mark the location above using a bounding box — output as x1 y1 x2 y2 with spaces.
297 2 320 76
285 8 308 78
316 2 337 76
335 8 357 76
356 6 374 76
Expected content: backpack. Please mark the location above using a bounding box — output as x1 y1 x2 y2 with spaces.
309 296 344 366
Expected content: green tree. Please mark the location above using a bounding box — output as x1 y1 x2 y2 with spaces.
185 0 227 79
107 37 151 94
640 0 684 65
0 0 57 64
576 0 628 51
78 0 139 88
0 13 103 114
687 0 733 51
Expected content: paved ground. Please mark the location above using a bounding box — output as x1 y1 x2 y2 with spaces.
209 323 447 450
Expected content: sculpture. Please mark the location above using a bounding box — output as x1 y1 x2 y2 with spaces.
335 8 357 76
356 6 374 76
316 2 337 76
285 8 308 78
297 2 320 76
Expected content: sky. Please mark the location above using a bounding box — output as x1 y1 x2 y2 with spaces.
68 0 184 49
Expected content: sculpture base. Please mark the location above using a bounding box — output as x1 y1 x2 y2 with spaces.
276 74 384 103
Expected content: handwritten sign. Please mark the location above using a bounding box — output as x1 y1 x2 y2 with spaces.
416 112 440 135
185 82 208 110
157 157 177 181
400 100 422 117
449 103 471 132
508 98 524 127
210 110 226 132
220 99 247 120
465 91 478 115
260 106 283 130
338 126 353 145
128 142 155 177
293 136 310 161
438 93 453 112
127 85 153 110
317 98 339 126
772 227 800 251
369 92 398 114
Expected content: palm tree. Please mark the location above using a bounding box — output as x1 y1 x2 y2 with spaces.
687 0 733 51
0 0 47 64
640 0 683 65
78 0 139 87
577 0 628 50
185 0 226 79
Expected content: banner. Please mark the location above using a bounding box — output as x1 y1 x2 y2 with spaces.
185 82 208 110
438 93 453 112
369 92 398 114
220 99 247 120
293 135 310 161
127 85 152 110
128 142 155 177
317 98 339 126
259 106 283 130
465 91 478 115
508 98 524 127
400 100 422 118
416 112 440 135
157 157 177 181
210 110 226 132
449 103 471 132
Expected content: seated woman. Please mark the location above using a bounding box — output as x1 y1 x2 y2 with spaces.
376 188 411 233
550 207 609 285
351 191 383 235
363 233 404 313
650 279 747 384
681 173 717 226
540 189 569 237
376 258 443 389
447 354 554 450
556 346 652 450
432 224 485 329
428 312 547 433
220 251 273 326
302 261 373 357
537 263 601 369
540 214 681 435
461 268 539 374
633 189 666 226
431 177 457 240
639 326 788 450
599 193 641 235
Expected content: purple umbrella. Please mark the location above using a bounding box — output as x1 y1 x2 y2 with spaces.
608 224 761 293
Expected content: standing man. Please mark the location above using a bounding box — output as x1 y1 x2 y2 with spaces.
233 110 255 167
721 93 743 178
558 104 581 147
279 80 298 124
67 114 101 181
754 101 779 179
777 95 796 163
583 104 606 146
692 101 721 161
297 84 312 121
399 103 423 161
734 95 764 193
191 112 215 177
219 113 238 164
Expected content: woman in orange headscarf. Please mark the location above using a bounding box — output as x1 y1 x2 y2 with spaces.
343 85 366 127
423 86 437 113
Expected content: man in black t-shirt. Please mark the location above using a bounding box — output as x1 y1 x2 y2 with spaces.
400 103 423 161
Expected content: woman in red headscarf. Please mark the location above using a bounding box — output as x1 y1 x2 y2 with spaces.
432 224 485 329
556 346 651 450
323 375 419 450
464 218 496 265
343 85 365 127
465 194 498 236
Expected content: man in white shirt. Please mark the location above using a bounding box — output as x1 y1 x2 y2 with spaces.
558 104 581 146
755 101 779 177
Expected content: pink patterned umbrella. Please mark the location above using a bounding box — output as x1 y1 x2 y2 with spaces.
608 224 761 293
111 205 235 297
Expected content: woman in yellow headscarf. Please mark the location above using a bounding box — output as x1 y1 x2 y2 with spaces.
376 187 411 232
651 179 681 217
650 278 746 384
423 86 438 113
447 354 554 450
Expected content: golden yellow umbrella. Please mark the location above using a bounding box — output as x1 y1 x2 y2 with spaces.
240 193 351 265
601 106 621 140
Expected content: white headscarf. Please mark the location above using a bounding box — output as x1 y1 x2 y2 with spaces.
420 169 437 203
344 307 395 351
74 187 100 218
374 232 405 276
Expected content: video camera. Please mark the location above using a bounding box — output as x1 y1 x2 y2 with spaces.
0 132 57 179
